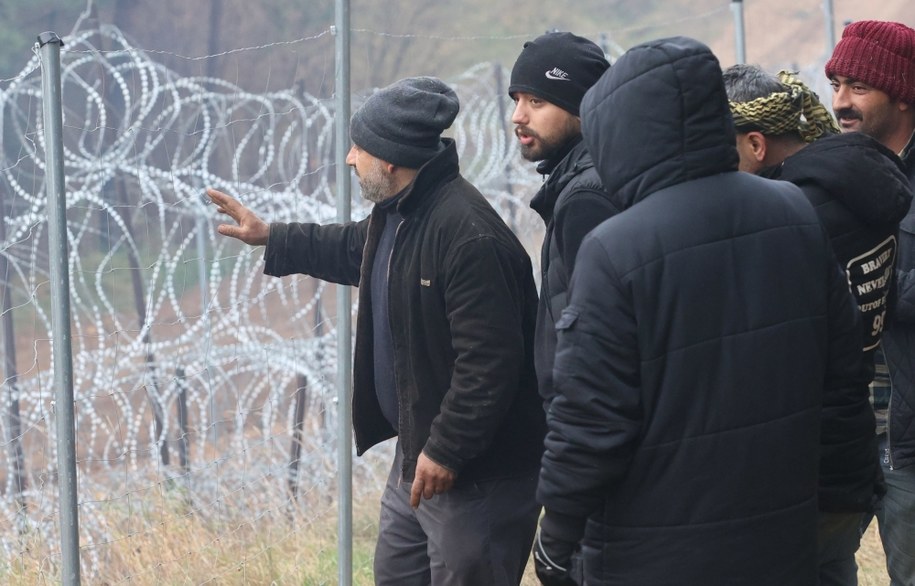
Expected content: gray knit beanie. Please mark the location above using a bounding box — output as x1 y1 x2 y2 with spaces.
350 76 460 169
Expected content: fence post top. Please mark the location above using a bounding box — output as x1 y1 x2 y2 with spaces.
37 32 64 48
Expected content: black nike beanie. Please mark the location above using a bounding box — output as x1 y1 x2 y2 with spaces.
508 32 610 116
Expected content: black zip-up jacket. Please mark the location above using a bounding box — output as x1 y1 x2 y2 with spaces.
264 139 545 484
761 132 912 510
882 133 915 471
537 37 867 585
531 136 619 407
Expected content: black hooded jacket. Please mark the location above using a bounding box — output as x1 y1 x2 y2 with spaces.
264 140 545 484
761 132 912 509
530 136 619 407
762 132 911 357
882 133 915 470
536 37 867 586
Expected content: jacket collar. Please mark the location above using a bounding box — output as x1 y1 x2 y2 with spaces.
394 138 460 215
901 129 915 173
530 137 591 219
535 134 583 176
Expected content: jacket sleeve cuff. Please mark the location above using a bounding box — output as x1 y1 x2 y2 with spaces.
421 440 462 476
263 223 285 276
540 509 587 544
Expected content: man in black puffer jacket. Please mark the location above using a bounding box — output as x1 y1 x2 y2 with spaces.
724 63 913 586
508 32 619 408
533 37 869 586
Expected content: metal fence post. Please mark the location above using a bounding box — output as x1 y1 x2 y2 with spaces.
823 0 836 53
288 374 308 505
195 213 217 445
333 1 353 583
493 63 518 233
38 30 81 585
731 0 746 64
0 188 27 521
174 367 190 475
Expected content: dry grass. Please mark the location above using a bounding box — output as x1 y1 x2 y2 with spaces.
0 495 380 585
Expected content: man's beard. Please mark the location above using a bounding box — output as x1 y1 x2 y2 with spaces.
518 129 563 162
516 118 580 163
358 159 397 203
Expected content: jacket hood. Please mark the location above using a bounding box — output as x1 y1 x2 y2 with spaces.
776 133 913 226
580 36 739 210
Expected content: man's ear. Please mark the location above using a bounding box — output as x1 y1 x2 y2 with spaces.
745 131 767 163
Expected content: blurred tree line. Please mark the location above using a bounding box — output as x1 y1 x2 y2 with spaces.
6 1 903 99
0 0 643 95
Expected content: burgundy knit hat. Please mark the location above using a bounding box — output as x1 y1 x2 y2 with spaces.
825 20 915 105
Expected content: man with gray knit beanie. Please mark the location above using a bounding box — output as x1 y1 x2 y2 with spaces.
508 33 616 584
207 76 545 586
827 19 915 586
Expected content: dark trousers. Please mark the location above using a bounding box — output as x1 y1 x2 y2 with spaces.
373 444 540 586
817 511 864 586
863 433 915 586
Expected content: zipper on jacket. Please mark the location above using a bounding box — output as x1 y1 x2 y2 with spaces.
386 217 408 478
541 260 554 321
886 374 895 470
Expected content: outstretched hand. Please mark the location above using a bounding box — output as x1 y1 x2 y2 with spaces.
206 187 270 246
410 452 456 508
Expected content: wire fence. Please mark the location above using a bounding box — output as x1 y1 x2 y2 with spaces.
0 21 553 583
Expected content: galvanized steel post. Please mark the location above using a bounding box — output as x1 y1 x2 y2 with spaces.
823 0 836 52
38 30 82 585
332 1 353 584
731 0 746 64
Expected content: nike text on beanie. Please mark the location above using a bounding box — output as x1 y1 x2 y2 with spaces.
350 76 460 169
825 20 915 105
508 32 610 116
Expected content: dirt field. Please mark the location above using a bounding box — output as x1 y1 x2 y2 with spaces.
858 521 889 585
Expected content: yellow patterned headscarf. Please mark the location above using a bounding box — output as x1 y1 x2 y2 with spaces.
729 71 840 143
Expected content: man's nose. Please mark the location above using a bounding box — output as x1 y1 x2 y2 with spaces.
511 102 527 125
832 85 850 113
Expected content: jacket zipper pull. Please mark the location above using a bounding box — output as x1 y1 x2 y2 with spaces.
884 447 891 465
